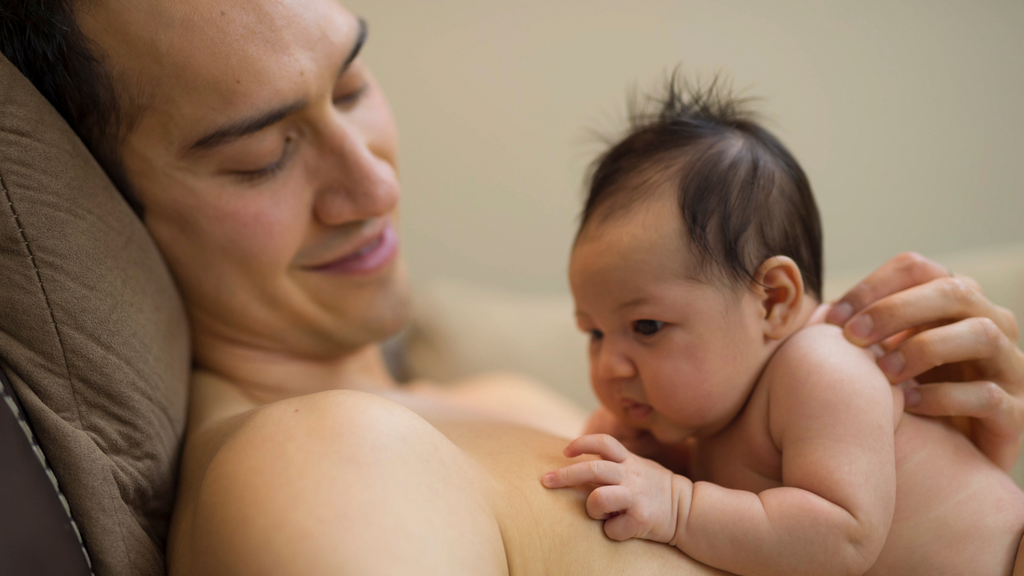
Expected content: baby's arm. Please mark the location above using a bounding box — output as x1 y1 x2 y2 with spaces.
677 324 896 575
543 324 896 576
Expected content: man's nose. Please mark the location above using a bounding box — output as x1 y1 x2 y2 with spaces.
313 119 399 226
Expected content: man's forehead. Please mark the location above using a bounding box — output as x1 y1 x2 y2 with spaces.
79 0 356 129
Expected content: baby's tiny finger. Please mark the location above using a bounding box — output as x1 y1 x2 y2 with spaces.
586 485 633 520
604 512 641 541
542 459 623 489
564 434 631 463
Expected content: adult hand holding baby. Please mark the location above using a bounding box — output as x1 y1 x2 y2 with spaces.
827 251 1024 472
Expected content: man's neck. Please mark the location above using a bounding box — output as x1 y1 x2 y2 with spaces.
193 334 398 406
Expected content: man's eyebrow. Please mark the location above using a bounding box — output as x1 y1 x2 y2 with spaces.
188 99 308 152
186 18 368 153
340 18 368 80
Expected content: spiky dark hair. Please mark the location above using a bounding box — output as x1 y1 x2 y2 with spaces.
0 1 143 214
579 73 823 299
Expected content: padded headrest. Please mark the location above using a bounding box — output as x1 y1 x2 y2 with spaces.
0 55 190 576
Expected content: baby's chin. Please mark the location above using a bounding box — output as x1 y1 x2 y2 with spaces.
648 420 695 445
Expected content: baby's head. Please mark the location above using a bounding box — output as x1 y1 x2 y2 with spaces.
570 79 822 442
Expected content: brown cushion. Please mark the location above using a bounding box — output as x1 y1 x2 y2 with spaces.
0 366 92 576
0 54 190 576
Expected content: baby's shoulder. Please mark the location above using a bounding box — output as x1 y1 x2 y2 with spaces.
772 323 876 371
762 323 885 397
761 323 899 442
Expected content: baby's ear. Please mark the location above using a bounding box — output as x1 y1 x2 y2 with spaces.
753 256 805 340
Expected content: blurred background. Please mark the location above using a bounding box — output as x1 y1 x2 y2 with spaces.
346 0 1023 297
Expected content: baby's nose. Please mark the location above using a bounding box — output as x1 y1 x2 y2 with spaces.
595 347 636 381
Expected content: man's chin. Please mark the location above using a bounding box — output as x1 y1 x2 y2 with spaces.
319 269 412 353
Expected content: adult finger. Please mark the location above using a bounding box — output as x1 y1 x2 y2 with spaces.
877 320 956 355
604 512 641 541
878 330 916 355
587 485 633 520
904 380 1023 472
876 318 1022 385
841 276 1017 348
564 434 631 463
826 252 952 326
542 459 623 489
904 381 1021 435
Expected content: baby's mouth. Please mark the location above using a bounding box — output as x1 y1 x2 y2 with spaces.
621 398 652 421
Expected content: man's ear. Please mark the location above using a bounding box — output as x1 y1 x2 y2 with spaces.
753 256 805 341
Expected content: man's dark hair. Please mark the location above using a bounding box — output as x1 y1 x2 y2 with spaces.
0 1 143 214
580 75 823 299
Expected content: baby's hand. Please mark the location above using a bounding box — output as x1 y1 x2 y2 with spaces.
583 406 638 438
583 407 693 475
542 434 691 544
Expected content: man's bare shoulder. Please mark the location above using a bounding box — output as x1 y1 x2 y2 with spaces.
172 389 509 576
170 387 735 576
408 371 587 438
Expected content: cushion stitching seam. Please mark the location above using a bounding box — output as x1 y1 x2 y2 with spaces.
0 170 85 431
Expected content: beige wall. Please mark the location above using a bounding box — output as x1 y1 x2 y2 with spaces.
346 0 1024 297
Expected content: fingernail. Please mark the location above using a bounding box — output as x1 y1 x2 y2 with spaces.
847 314 874 341
542 473 554 486
878 351 905 377
904 387 921 407
827 302 854 325
868 344 886 358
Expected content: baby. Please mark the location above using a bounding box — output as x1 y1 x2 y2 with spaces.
542 81 1024 575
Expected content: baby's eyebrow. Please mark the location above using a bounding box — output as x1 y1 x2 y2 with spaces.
616 296 650 311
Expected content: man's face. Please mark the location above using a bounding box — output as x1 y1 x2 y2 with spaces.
79 0 408 360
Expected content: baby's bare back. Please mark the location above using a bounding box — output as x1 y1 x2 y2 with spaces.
868 412 1024 575
697 325 1024 575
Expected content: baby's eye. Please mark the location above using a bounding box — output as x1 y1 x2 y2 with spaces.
589 329 604 341
632 320 664 336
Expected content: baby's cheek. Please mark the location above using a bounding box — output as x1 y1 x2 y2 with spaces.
593 384 620 416
649 366 724 423
587 365 616 403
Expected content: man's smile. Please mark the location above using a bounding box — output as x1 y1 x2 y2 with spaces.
305 219 399 275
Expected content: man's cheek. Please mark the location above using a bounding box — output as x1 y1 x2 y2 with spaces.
217 206 302 264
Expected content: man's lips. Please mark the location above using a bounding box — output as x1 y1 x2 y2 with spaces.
308 222 399 274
